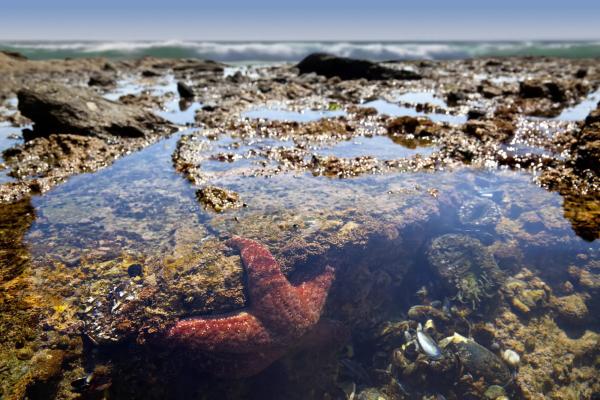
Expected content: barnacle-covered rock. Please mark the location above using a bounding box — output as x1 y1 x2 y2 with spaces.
427 234 503 310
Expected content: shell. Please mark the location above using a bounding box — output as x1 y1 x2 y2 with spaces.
416 330 443 360
502 349 520 368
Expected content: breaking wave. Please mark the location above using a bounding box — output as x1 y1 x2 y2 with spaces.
2 40 600 62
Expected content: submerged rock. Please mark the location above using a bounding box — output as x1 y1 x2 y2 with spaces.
452 339 512 386
196 185 243 212
17 83 173 140
458 197 502 230
296 53 421 81
427 234 503 309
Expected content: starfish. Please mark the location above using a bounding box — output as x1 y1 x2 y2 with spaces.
163 236 343 377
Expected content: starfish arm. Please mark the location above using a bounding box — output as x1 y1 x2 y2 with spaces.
295 265 335 320
165 312 272 353
227 237 334 337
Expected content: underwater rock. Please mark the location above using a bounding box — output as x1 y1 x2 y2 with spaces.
458 197 502 230
450 338 512 386
163 237 346 377
427 234 503 310
196 185 243 212
17 83 174 139
296 53 421 81
501 349 520 368
551 294 589 325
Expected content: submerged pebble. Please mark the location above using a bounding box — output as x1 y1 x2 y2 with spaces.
502 349 520 368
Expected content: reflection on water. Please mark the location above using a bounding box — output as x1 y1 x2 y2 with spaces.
318 135 435 159
554 88 600 121
362 99 467 124
0 122 23 183
396 91 448 108
242 107 346 122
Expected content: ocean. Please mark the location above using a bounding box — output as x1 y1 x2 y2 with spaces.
2 40 600 62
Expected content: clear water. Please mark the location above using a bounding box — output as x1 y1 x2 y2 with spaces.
554 88 600 121
396 91 448 108
4 78 598 399
242 107 346 122
0 122 23 183
362 99 468 124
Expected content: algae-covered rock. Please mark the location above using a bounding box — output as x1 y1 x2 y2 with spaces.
452 340 512 386
551 294 589 325
427 234 503 309
196 185 243 212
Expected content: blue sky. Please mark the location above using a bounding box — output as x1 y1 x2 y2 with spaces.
1 0 599 40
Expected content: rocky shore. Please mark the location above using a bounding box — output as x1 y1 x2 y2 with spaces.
0 51 599 399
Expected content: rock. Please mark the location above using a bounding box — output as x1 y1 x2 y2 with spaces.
446 91 466 106
88 74 116 87
141 69 160 77
458 197 502 230
453 340 512 386
467 108 487 120
387 116 439 137
573 107 600 170
1 50 28 60
196 185 243 212
551 294 589 324
296 53 421 81
127 263 143 278
17 83 173 140
478 82 502 98
575 68 587 78
519 79 566 102
427 234 503 309
484 385 507 399
501 349 520 368
176 81 194 99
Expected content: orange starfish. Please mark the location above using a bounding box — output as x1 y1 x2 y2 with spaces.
164 236 342 377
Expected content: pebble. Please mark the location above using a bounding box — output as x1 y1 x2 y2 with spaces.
502 349 520 368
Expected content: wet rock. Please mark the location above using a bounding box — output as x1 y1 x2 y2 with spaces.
88 74 116 87
573 106 600 170
127 263 143 278
551 294 589 324
467 108 487 120
17 83 173 140
574 68 587 79
446 91 466 106
177 81 194 99
297 53 421 81
484 384 507 399
427 234 503 309
356 387 389 400
387 116 440 137
141 69 160 77
478 82 503 98
196 185 243 212
519 79 566 102
452 339 512 386
0 199 34 281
